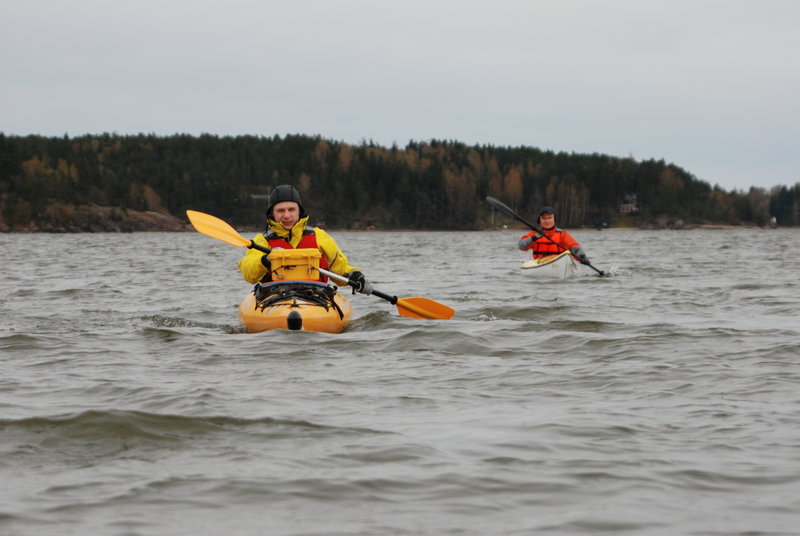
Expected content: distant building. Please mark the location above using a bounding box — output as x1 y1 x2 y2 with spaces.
619 193 639 213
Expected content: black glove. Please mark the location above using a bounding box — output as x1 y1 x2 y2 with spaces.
346 270 373 295
260 254 271 269
570 246 589 263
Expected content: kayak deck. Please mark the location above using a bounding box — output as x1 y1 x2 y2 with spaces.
238 281 352 333
520 251 579 279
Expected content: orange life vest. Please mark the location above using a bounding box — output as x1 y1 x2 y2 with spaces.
528 229 576 259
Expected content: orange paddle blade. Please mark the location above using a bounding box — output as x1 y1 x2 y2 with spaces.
396 297 455 320
186 210 251 248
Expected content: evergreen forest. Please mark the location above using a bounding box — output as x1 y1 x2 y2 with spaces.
1 132 798 232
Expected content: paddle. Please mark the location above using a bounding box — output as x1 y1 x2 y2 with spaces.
185 210 455 320
485 196 606 276
315 267 453 320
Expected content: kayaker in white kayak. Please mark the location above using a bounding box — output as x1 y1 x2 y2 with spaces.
237 184 373 294
518 206 590 263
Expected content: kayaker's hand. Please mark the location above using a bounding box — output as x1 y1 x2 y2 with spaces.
260 254 271 269
518 236 535 250
570 246 589 264
347 271 373 295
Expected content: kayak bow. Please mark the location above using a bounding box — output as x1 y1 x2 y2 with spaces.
238 280 352 333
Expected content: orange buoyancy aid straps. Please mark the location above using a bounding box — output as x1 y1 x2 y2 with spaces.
532 229 568 258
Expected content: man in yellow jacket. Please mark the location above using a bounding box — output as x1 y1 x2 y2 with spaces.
237 184 372 294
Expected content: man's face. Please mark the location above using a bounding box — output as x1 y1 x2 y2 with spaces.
272 201 301 229
539 213 555 229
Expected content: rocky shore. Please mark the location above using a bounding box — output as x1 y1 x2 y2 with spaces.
1 204 190 233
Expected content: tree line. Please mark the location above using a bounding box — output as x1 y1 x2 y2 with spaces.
1 132 798 231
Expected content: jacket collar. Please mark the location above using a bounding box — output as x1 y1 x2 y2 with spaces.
266 215 310 248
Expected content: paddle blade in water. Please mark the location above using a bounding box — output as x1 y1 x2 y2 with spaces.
395 297 455 320
186 210 251 248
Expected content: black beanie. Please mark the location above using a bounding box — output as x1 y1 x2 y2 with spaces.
266 185 306 219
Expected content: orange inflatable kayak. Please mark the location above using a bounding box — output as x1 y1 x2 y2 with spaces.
238 280 352 333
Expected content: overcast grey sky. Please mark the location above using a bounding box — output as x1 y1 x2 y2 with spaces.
2 0 798 191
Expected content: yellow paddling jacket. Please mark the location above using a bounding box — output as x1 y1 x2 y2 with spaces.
237 215 360 284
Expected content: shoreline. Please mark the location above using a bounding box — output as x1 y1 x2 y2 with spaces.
3 225 795 234
1 205 789 233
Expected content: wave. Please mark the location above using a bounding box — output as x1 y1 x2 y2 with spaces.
0 409 390 459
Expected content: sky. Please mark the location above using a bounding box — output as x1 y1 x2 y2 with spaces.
2 0 798 192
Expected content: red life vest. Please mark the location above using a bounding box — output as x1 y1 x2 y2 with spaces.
264 229 329 282
531 229 571 259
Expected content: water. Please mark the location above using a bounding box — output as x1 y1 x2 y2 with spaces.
1 228 799 536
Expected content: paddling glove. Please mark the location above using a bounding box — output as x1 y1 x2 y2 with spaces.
347 271 373 295
570 246 589 263
518 236 535 250
260 254 271 269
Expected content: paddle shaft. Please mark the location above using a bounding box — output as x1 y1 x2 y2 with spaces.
317 267 396 303
486 196 605 276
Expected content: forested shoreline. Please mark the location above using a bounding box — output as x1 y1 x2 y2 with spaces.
1 132 798 232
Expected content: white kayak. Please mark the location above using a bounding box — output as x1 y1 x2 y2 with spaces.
520 251 579 279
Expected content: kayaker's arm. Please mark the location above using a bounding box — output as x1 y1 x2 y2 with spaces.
237 235 273 283
343 270 373 295
570 245 590 264
518 236 534 250
314 228 361 276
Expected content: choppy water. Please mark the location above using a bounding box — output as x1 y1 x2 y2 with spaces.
1 228 799 536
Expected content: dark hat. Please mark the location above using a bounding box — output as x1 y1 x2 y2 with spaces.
266 184 306 218
538 206 557 225
538 206 556 216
